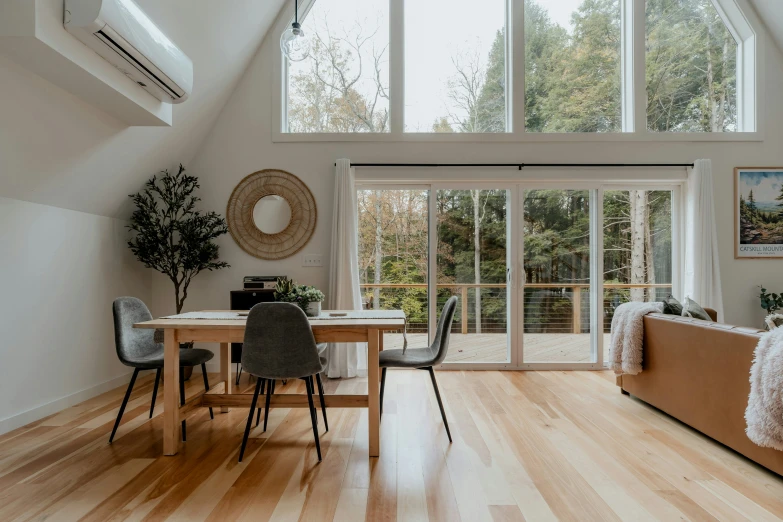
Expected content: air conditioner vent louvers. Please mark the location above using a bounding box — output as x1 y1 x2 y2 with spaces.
94 30 181 100
64 0 193 105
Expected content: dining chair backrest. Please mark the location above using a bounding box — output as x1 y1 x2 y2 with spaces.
112 297 160 366
242 302 322 379
429 296 459 366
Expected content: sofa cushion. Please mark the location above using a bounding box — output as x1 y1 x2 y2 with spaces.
682 297 713 322
661 295 683 316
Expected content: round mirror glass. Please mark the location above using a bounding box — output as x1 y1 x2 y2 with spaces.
253 195 292 235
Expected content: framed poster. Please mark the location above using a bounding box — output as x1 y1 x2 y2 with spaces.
735 167 783 259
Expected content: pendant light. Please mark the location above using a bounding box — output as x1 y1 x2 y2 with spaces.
280 0 311 62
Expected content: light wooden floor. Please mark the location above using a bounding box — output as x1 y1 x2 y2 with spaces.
2 370 783 521
385 333 613 363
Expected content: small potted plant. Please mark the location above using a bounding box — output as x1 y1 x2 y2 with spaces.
298 286 326 317
274 277 325 317
758 286 783 330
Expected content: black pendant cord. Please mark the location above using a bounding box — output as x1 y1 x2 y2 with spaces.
295 0 298 24
335 162 694 169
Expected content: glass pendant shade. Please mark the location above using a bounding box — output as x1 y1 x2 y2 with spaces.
281 22 311 62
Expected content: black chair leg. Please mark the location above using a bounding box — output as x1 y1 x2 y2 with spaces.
149 368 161 419
306 375 322 462
303 377 318 430
109 368 139 443
201 364 214 420
380 367 387 419
235 363 242 386
179 368 187 442
263 379 274 432
239 377 263 462
427 367 452 443
256 379 266 427
315 373 328 432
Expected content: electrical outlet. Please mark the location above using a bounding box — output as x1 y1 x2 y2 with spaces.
303 254 323 267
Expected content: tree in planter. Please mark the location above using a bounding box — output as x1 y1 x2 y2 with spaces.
128 165 230 375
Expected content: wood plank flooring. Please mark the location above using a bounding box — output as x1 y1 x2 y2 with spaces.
2 370 783 521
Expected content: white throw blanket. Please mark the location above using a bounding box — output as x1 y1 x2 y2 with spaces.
609 301 664 375
746 327 783 450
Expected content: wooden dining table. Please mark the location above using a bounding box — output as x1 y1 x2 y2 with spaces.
134 310 405 458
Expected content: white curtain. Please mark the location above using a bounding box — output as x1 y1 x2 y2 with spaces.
326 159 366 378
683 159 724 321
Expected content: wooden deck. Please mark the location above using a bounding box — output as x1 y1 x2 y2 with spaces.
384 333 613 363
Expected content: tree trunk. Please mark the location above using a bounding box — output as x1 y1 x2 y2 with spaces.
718 36 729 131
472 190 482 334
707 43 717 132
644 195 656 301
629 190 646 301
373 191 382 310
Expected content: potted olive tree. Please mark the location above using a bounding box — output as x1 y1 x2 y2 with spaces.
128 164 230 378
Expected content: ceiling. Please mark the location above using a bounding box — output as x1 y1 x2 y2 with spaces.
0 0 286 218
748 0 783 52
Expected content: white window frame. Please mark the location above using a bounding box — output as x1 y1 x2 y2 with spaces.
273 0 762 142
356 169 685 371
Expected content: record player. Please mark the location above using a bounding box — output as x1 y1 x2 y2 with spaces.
243 276 284 290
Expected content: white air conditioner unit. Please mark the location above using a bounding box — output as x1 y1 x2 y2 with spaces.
64 0 193 104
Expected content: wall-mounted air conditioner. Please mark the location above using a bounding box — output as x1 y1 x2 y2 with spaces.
64 0 193 104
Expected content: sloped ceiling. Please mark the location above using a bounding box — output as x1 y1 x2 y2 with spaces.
749 0 783 52
0 0 286 218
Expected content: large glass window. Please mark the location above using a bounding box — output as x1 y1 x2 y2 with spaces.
524 0 622 133
405 0 508 132
646 0 738 132
286 0 390 133
282 0 753 135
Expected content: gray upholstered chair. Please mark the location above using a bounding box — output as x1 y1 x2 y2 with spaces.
239 303 328 462
110 297 215 443
379 296 458 443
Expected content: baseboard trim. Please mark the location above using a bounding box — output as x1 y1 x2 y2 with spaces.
0 371 135 436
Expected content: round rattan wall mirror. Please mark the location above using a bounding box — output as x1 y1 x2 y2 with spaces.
227 169 317 260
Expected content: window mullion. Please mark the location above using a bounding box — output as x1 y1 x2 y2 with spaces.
390 0 404 135
511 0 525 135
620 0 634 132
632 0 647 135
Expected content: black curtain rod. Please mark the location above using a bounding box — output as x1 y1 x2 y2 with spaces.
336 162 694 169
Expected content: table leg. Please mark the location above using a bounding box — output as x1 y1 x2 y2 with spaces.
378 331 384 382
220 343 231 413
163 329 181 456
368 328 380 458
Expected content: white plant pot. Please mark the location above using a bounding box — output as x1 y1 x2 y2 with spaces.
306 301 322 317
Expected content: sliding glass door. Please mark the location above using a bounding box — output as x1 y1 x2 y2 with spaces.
602 188 677 364
357 187 430 350
356 181 680 370
435 188 511 364
522 189 594 364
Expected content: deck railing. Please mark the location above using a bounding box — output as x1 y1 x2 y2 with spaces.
360 283 672 335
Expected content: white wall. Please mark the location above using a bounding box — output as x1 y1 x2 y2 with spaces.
162 8 783 334
0 0 285 434
0 0 285 218
0 198 150 433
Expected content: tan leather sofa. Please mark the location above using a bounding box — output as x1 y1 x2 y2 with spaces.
617 311 783 476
